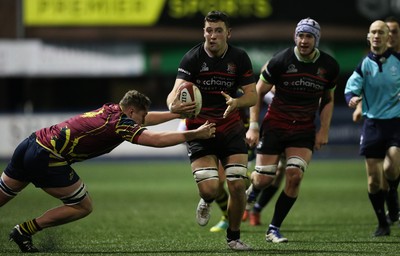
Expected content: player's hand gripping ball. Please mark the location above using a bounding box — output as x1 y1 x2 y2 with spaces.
178 82 202 118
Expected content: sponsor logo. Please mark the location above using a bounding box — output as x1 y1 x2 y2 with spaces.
286 64 297 73
201 77 235 89
178 68 191 76
284 78 323 90
227 62 237 74
200 62 209 72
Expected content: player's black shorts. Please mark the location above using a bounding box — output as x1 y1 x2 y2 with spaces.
4 133 80 188
360 118 400 158
187 125 248 162
257 128 315 155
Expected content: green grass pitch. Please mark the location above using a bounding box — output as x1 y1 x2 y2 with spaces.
1 159 400 255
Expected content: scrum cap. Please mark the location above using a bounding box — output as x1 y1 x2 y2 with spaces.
295 18 321 47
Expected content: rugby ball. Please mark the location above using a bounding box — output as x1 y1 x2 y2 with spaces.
178 82 202 118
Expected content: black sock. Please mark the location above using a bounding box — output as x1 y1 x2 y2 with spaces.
226 228 240 241
248 186 261 202
386 178 399 219
270 191 297 228
368 190 388 227
254 186 279 212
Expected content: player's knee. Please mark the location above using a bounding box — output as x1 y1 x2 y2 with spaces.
368 180 381 193
285 156 307 186
81 196 93 216
225 164 247 181
193 167 219 184
251 166 276 189
60 183 90 210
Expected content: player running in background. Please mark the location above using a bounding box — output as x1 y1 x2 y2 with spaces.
2 90 215 253
167 10 257 250
352 16 400 225
242 87 286 226
246 18 339 243
345 20 400 237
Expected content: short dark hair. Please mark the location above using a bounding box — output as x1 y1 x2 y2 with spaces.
119 90 151 111
385 16 400 24
204 10 231 28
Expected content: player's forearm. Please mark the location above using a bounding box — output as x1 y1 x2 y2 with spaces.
319 101 334 133
249 88 266 123
144 112 180 126
236 92 257 108
143 131 192 147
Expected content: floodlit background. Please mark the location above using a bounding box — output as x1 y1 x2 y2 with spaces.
0 0 387 159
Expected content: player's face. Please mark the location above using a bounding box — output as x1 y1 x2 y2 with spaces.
369 21 389 51
386 21 400 51
128 108 148 125
203 21 231 57
295 32 316 57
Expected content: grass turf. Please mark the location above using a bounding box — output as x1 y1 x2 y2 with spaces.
1 159 400 255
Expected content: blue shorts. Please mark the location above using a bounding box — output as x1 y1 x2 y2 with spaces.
360 118 400 158
4 133 80 188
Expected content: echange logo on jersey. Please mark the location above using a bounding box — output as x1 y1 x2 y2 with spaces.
197 77 235 91
284 77 324 91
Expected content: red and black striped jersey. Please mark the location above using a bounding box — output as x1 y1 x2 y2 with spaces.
177 42 256 133
261 47 339 131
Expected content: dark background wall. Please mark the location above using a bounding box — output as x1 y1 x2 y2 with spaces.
0 0 395 113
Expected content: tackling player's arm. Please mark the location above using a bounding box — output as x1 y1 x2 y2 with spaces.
143 111 180 126
166 78 197 116
136 121 216 147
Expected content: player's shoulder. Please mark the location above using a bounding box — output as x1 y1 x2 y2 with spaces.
228 44 246 53
388 50 400 62
185 43 204 56
267 47 293 67
319 50 339 66
270 47 294 62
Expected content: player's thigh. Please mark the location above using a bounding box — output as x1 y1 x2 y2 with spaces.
386 146 400 168
191 154 218 170
42 180 83 198
365 158 384 180
1 172 29 192
223 153 248 166
384 146 400 177
255 153 281 166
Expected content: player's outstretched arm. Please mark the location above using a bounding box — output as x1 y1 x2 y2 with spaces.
136 121 216 147
144 111 180 126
